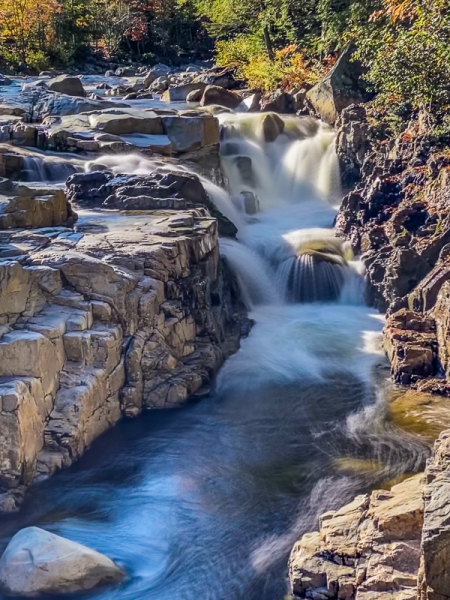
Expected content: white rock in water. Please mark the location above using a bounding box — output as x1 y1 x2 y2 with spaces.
0 527 124 597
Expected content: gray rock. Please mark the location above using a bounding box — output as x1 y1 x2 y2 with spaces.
0 527 123 597
200 85 241 110
306 45 370 125
186 88 204 103
47 75 86 98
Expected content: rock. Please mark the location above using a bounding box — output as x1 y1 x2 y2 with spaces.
35 93 129 118
240 191 260 215
161 113 219 153
144 64 170 88
115 66 135 77
163 82 207 102
261 89 293 113
237 92 261 112
259 113 285 142
47 75 86 98
336 104 370 187
289 474 424 599
0 181 77 230
0 76 12 86
186 88 204 103
0 527 123 596
418 431 450 600
150 76 170 93
200 85 241 110
0 105 27 117
306 45 371 125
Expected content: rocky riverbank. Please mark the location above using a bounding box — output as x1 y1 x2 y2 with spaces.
0 172 247 512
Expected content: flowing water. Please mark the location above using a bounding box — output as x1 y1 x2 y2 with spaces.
0 113 431 600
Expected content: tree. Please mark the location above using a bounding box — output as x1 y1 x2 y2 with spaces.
0 0 59 65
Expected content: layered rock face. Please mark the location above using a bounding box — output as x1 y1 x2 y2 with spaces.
0 175 246 511
289 474 424 599
336 106 450 389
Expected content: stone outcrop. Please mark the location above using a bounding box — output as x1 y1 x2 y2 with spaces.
65 170 238 237
306 45 371 125
0 527 123 596
43 107 220 158
0 174 246 510
0 179 76 230
335 106 450 391
289 474 424 599
418 431 450 600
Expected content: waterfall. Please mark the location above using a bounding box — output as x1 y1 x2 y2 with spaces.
85 113 363 307
22 155 78 183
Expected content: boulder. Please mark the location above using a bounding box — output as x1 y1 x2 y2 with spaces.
186 88 204 103
150 76 170 93
47 75 86 98
200 85 241 110
163 82 206 102
115 66 135 77
259 113 285 142
261 89 293 113
0 76 12 86
306 45 371 125
161 113 219 153
0 527 123 596
144 64 170 88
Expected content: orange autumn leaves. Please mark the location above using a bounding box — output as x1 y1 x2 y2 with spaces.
0 0 59 62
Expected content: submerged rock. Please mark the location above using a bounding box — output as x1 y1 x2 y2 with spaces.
0 527 123 596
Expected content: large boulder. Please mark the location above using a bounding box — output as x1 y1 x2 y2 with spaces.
47 75 86 98
200 85 241 110
35 93 129 119
306 45 371 125
0 527 123 597
163 82 207 102
161 113 219 153
144 64 171 88
261 89 293 113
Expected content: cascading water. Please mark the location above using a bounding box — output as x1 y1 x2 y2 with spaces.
0 111 431 600
22 155 79 183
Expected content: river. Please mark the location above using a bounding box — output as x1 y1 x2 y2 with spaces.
0 108 430 600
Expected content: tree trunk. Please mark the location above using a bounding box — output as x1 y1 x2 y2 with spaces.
263 26 274 62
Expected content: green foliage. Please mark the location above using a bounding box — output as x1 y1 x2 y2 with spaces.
216 34 323 91
354 0 450 109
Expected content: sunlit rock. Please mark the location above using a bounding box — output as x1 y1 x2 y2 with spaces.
0 527 123 596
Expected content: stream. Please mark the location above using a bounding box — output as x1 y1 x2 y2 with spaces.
0 107 430 600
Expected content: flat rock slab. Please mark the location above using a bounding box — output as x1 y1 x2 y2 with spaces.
0 526 123 596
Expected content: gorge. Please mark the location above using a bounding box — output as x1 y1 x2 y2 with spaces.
0 64 449 600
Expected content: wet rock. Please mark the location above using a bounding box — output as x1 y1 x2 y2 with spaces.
306 45 371 125
0 527 123 596
289 474 424 599
0 76 12 86
260 113 285 142
384 309 437 385
47 75 86 98
200 85 241 110
35 92 127 118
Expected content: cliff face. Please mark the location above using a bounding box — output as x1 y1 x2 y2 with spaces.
335 106 450 391
0 177 247 511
